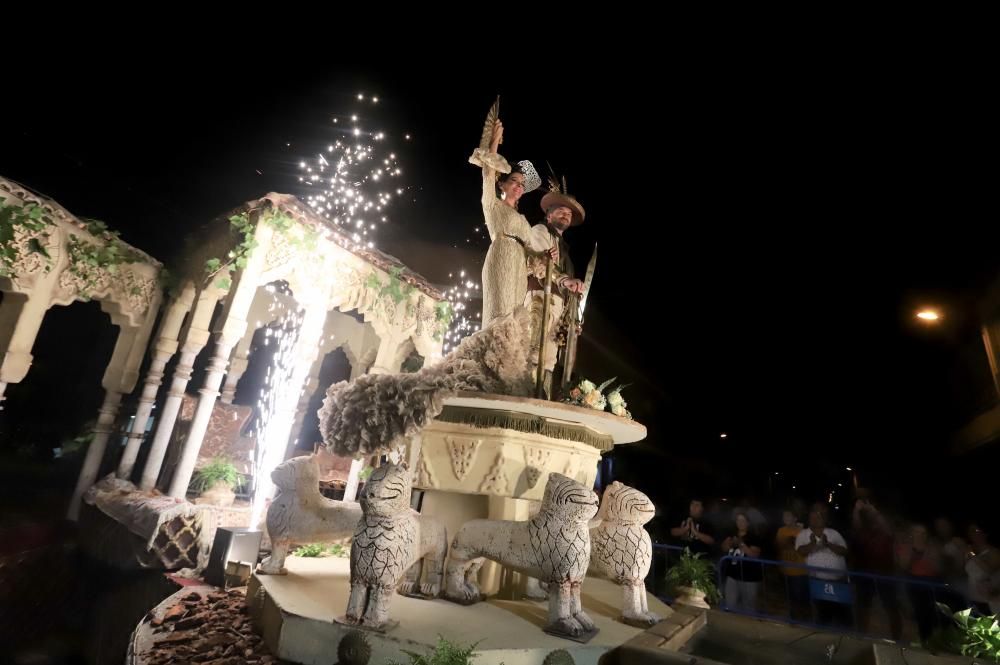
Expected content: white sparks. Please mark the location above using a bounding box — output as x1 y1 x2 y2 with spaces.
295 102 406 249
250 308 303 526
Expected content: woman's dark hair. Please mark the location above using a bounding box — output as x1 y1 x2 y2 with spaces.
495 162 528 201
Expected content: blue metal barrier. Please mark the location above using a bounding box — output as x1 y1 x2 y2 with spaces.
650 544 972 643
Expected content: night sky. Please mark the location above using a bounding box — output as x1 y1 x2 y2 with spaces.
1 62 995 527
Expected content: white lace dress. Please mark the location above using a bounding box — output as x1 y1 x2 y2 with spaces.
470 147 531 326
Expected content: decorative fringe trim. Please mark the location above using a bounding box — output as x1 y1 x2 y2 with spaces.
434 406 613 452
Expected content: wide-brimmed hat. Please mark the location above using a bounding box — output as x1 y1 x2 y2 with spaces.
539 175 585 226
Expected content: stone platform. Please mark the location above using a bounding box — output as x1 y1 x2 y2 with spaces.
248 556 677 665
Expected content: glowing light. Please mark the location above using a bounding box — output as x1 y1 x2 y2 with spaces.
295 102 407 249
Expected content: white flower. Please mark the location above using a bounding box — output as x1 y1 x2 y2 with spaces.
611 404 633 419
607 390 625 409
579 380 596 394
584 390 606 410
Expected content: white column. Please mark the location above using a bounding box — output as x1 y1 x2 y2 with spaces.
220 335 253 404
138 347 196 489
167 330 243 498
138 286 220 490
117 289 192 479
343 458 367 502
67 391 123 519
116 343 171 480
67 322 143 519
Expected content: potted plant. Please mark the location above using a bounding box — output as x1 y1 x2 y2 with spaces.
191 457 242 507
664 548 720 609
927 604 1000 661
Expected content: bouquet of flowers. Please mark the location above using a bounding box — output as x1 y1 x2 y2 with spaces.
564 377 633 419
605 384 632 419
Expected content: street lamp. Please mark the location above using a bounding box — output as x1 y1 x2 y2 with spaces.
916 309 941 323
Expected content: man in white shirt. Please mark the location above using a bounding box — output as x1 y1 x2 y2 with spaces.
796 504 851 627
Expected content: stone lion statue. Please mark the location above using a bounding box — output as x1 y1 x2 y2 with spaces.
258 455 362 575
590 481 660 626
444 473 599 637
344 463 447 629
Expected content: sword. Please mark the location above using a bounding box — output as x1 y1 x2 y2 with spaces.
561 244 597 389
536 256 553 399
578 243 597 321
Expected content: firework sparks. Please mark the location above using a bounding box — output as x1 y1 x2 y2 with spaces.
295 94 405 250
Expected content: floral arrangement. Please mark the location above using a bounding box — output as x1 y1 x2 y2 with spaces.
564 377 632 419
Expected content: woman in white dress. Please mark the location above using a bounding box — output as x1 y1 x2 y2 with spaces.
469 101 542 326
